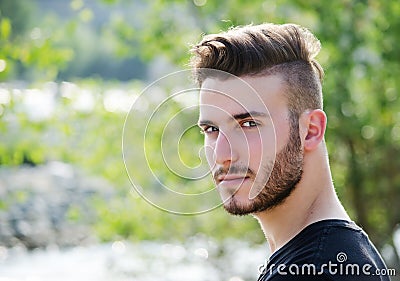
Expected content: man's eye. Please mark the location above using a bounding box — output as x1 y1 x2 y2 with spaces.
201 126 219 134
242 120 258 127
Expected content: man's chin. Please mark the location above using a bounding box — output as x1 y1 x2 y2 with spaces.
222 192 287 216
222 196 255 216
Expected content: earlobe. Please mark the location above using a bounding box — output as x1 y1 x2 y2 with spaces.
303 109 327 151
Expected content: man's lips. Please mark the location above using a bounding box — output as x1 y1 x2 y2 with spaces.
216 174 250 184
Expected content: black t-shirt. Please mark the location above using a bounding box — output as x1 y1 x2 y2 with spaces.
257 219 391 281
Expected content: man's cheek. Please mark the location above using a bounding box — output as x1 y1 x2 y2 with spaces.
204 143 216 169
248 131 275 174
259 130 276 162
247 135 266 167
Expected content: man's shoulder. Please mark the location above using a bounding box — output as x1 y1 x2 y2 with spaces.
257 219 390 281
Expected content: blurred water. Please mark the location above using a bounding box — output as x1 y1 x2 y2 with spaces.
0 237 267 281
1 230 399 281
1 229 399 281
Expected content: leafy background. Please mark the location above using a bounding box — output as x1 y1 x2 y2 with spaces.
0 0 399 276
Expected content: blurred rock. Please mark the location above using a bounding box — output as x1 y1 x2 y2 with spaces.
0 161 114 249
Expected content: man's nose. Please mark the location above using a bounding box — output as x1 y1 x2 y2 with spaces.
214 131 238 166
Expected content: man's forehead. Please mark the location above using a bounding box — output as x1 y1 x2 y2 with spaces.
200 74 283 97
199 74 285 116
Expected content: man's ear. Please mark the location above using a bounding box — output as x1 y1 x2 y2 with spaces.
300 109 327 151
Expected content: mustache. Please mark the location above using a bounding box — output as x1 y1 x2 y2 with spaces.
213 165 256 182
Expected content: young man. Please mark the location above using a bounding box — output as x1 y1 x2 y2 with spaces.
191 23 391 280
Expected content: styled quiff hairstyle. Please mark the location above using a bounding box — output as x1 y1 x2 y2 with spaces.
190 23 324 119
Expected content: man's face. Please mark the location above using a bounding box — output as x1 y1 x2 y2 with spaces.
198 75 304 215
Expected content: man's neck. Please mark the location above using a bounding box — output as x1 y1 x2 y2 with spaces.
253 147 350 254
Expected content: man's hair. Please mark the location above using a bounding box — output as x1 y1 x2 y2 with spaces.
190 23 324 118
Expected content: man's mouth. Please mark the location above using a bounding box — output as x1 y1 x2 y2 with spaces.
217 174 250 185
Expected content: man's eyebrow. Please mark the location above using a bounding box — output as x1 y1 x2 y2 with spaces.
232 111 269 120
197 120 216 127
197 111 268 127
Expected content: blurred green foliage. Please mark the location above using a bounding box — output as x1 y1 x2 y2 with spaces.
0 0 399 258
0 1 74 81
